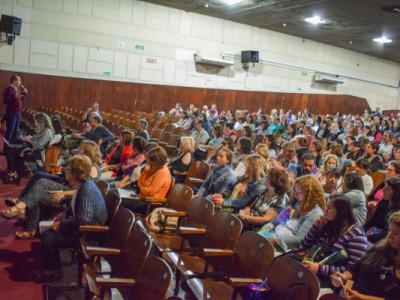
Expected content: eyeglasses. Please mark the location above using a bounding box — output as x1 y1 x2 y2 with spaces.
222 142 228 145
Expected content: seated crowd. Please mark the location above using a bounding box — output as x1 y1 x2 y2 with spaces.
2 101 400 299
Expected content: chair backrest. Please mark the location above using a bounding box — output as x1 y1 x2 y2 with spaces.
267 256 320 300
371 172 386 192
183 161 210 189
166 183 194 212
103 207 135 250
202 211 242 272
229 231 274 279
103 191 121 226
204 211 242 249
44 146 62 173
130 256 173 300
113 229 153 299
96 180 110 198
183 196 214 228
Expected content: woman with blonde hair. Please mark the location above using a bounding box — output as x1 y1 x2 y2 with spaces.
315 154 339 183
78 140 102 181
261 175 326 251
275 141 298 168
211 154 268 213
168 136 195 183
4 112 54 184
254 143 271 170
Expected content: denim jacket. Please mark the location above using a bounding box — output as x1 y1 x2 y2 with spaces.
197 165 237 198
222 179 266 209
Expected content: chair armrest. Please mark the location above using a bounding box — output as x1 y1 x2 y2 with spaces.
179 226 206 235
96 277 136 287
145 197 167 204
188 178 205 184
202 248 234 257
229 277 263 288
173 171 188 176
80 225 109 232
161 210 186 217
85 246 121 256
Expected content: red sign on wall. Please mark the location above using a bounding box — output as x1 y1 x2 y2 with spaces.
146 58 157 64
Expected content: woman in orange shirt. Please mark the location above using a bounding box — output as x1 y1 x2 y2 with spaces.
121 146 172 215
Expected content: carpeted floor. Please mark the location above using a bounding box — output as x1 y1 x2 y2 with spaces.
0 133 44 299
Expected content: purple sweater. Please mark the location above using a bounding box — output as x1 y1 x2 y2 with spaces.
3 86 22 116
301 224 368 277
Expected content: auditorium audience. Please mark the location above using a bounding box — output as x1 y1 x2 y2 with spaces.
5 101 400 293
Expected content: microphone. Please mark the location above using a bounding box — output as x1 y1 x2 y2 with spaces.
20 84 28 95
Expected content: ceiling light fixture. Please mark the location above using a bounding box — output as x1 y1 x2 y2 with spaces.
305 15 326 25
221 0 243 5
373 36 392 44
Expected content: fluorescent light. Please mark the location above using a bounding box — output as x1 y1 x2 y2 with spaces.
222 0 243 5
305 15 326 25
373 36 392 44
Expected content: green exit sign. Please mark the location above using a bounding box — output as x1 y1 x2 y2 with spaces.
135 45 144 50
301 71 308 76
103 71 111 76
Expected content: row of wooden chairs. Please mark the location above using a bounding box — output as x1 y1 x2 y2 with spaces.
135 189 320 300
59 186 174 299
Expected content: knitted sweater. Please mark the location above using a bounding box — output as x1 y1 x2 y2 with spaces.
301 224 368 277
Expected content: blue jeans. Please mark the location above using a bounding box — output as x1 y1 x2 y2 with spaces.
5 114 21 143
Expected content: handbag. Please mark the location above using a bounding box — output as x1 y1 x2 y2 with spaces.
146 207 179 233
244 280 270 300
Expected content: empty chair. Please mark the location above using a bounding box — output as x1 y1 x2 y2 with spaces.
164 211 243 295
150 196 215 253
186 231 275 300
80 207 135 284
266 256 320 300
84 229 154 299
178 161 210 192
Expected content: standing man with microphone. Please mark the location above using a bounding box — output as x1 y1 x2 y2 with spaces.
3 75 28 144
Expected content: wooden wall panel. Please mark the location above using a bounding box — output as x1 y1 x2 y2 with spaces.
0 70 370 116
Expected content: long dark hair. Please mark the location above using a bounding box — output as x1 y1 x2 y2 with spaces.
324 196 356 239
386 177 400 212
361 211 400 272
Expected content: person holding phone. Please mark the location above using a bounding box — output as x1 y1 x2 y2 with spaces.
329 211 400 299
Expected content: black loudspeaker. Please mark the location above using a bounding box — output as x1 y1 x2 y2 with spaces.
241 50 259 63
0 15 22 35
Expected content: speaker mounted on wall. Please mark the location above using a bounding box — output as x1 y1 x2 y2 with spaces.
241 50 259 63
0 15 22 35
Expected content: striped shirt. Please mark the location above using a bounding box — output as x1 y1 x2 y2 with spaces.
301 224 368 277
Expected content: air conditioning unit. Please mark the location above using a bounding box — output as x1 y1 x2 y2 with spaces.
314 73 345 84
194 54 234 67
